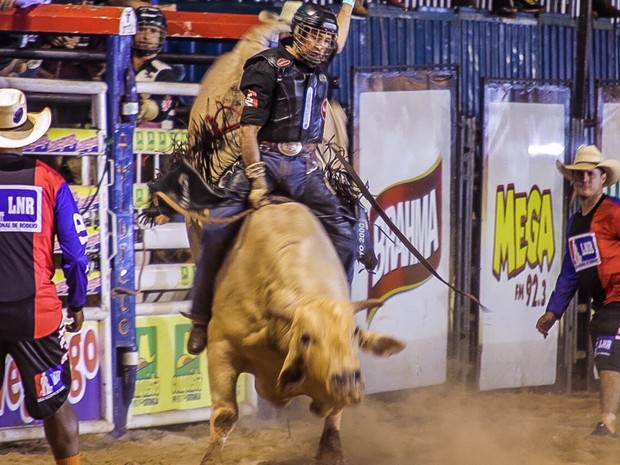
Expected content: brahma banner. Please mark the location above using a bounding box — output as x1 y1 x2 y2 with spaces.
351 68 456 392
479 81 569 390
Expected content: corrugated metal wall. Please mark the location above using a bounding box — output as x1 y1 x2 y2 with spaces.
330 7 620 120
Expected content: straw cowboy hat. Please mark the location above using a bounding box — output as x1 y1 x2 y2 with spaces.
0 88 51 149
557 145 620 188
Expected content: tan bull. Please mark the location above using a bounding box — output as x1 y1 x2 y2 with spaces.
201 202 405 465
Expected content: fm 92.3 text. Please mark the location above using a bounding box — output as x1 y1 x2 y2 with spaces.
514 273 547 307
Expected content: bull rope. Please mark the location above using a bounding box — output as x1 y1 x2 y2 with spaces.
153 191 252 225
152 191 297 225
325 143 488 312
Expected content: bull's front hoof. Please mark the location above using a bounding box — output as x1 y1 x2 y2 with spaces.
199 447 222 465
316 454 348 465
316 424 346 465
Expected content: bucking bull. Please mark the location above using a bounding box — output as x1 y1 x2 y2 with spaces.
201 202 405 465
153 5 400 464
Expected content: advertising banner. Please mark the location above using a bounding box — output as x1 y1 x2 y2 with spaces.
0 321 103 427
22 128 102 155
133 129 188 154
479 81 569 390
596 85 620 198
131 315 248 416
351 68 456 393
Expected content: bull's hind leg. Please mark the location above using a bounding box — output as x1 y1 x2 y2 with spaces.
200 341 240 465
316 410 347 465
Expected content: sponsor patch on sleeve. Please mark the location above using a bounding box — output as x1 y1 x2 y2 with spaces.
568 232 601 272
244 89 259 108
0 185 43 233
35 364 66 402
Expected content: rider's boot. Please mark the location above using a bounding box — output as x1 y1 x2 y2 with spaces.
187 322 208 355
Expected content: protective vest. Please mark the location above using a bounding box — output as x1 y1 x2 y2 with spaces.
251 48 330 143
136 58 174 82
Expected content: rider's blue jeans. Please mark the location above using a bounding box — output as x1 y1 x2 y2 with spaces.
187 149 357 323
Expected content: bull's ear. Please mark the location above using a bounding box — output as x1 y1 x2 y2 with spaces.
277 349 306 394
358 329 406 357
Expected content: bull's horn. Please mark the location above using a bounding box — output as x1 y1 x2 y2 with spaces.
351 299 384 314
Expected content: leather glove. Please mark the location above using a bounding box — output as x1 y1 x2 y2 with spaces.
248 176 269 209
245 161 269 209
138 97 159 122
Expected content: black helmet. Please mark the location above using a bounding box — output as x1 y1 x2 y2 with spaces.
133 6 167 56
291 4 338 66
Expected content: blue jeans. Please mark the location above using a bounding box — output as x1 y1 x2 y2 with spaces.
188 150 357 322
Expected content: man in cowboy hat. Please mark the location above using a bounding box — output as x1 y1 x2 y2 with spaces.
536 144 620 437
0 88 88 465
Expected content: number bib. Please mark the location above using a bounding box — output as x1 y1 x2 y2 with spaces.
568 232 601 272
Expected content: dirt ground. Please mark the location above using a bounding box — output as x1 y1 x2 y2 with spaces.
1 384 619 465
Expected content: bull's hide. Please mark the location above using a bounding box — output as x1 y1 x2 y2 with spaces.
201 202 405 465
209 202 351 412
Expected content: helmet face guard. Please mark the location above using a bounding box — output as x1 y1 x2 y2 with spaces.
133 7 167 57
292 24 337 66
291 4 338 67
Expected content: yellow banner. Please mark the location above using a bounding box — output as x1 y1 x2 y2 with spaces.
133 129 188 154
131 314 247 416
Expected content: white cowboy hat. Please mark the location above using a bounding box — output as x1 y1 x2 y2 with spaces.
0 88 51 149
556 144 620 188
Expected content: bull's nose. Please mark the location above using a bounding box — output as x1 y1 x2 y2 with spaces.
330 370 362 393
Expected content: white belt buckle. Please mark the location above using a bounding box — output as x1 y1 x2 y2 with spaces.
277 142 302 156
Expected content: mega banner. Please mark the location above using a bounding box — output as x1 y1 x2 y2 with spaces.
351 67 456 392
596 85 620 197
479 81 570 390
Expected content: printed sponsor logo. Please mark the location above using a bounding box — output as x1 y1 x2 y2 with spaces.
134 327 160 408
244 89 258 108
595 336 614 357
568 232 601 272
369 159 442 303
492 185 555 280
47 134 78 153
34 365 65 401
276 58 291 67
76 136 100 153
0 186 42 233
172 324 204 403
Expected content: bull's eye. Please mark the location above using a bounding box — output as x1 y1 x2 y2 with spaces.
300 333 311 346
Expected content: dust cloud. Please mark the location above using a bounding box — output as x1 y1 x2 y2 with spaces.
1 384 618 465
